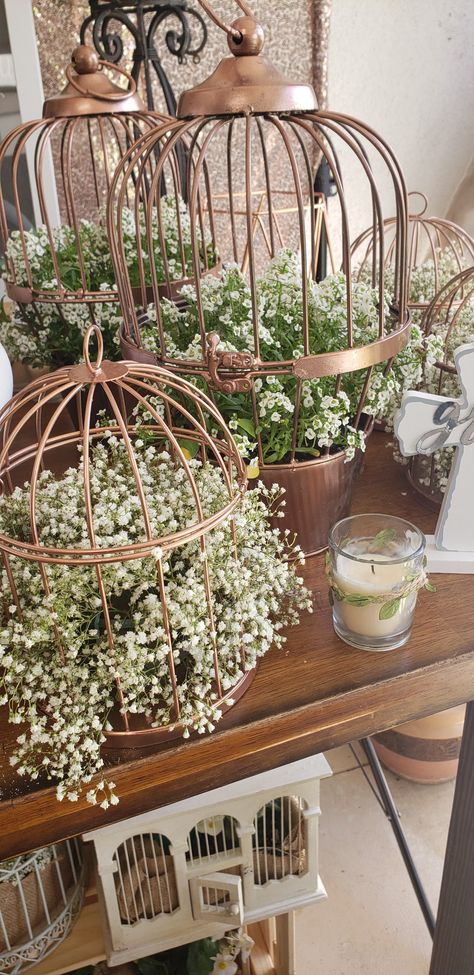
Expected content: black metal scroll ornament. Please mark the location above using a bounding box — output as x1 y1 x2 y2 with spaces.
80 1 208 115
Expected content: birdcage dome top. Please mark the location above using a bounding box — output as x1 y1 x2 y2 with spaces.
177 16 317 118
351 192 474 314
0 326 246 566
43 45 146 118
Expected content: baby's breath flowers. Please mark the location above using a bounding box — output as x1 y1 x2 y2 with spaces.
141 251 421 465
0 432 310 806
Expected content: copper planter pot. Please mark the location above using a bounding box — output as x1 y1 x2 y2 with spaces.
101 666 257 758
257 443 368 557
120 327 371 556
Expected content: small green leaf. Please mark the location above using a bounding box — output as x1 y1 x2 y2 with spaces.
344 594 372 606
186 938 219 975
371 528 397 550
237 417 256 437
424 581 437 592
177 438 200 459
379 597 402 620
264 451 282 464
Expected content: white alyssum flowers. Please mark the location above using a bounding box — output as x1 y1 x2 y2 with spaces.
141 251 400 464
0 433 311 805
361 251 474 496
0 196 216 368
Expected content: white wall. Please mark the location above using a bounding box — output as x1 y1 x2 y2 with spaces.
327 0 474 239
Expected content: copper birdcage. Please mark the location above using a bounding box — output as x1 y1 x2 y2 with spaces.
407 265 474 506
0 325 254 757
351 191 474 320
108 2 411 553
0 44 168 365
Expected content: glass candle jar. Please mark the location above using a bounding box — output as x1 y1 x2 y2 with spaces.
327 514 427 652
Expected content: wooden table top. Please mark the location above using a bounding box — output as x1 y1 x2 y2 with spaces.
1 432 473 858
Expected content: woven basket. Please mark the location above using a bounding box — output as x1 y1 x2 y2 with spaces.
0 841 85 974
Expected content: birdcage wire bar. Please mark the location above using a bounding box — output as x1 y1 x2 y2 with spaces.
187 817 241 870
110 106 411 469
0 324 250 744
252 796 307 886
114 833 178 924
351 191 474 317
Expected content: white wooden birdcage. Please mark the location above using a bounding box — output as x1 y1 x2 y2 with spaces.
83 754 331 965
0 839 85 974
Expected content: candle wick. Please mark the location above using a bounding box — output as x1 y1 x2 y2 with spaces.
371 563 375 575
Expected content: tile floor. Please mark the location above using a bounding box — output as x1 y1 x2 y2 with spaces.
295 743 456 974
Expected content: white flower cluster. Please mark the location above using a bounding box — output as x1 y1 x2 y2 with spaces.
141 252 391 464
0 197 216 368
0 432 310 805
360 250 474 496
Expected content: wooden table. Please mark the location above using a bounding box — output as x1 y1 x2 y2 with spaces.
1 432 473 974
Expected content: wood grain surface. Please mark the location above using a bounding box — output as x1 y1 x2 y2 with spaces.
0 432 473 859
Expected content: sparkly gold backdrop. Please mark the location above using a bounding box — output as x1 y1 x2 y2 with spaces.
33 1 330 111
33 1 331 241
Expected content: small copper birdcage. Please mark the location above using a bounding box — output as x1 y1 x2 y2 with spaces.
351 191 474 320
108 1 411 554
0 325 254 761
0 45 168 366
407 265 474 506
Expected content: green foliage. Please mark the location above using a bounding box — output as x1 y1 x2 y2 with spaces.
135 937 219 975
142 254 390 463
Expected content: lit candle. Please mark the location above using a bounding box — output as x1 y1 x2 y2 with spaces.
327 515 430 652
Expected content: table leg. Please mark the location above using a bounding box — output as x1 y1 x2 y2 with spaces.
274 912 296 975
430 699 474 975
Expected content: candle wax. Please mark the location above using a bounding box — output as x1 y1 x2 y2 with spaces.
333 552 417 639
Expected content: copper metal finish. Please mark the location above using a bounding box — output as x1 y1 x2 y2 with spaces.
102 668 257 752
177 13 317 118
110 104 409 456
0 45 168 317
408 265 474 505
0 325 249 740
256 418 372 557
43 44 144 117
351 191 474 317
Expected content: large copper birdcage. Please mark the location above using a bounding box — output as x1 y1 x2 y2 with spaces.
0 324 256 775
407 265 474 506
0 45 168 367
351 191 474 321
108 1 411 553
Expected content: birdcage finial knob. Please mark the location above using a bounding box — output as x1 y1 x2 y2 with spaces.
83 323 104 373
407 190 429 217
68 323 129 383
71 45 100 75
227 17 265 56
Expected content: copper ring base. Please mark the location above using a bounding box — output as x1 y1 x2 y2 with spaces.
101 665 257 753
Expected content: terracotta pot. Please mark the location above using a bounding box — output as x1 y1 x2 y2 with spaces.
373 704 466 783
257 445 367 556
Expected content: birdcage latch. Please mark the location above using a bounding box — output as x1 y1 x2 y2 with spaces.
206 332 254 394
